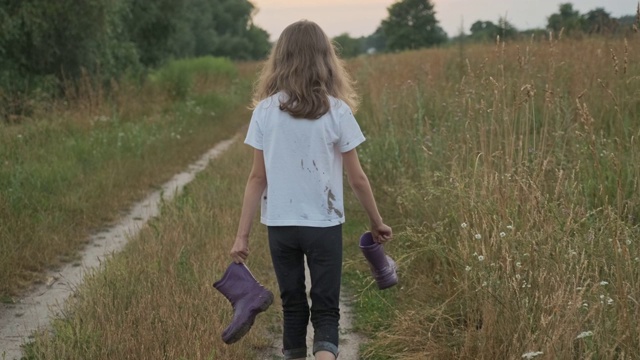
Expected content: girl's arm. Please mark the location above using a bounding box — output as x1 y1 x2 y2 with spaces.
231 149 267 263
343 149 392 243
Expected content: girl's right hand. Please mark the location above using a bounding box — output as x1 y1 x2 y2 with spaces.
371 223 393 244
230 237 249 264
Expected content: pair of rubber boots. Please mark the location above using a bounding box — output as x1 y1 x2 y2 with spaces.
213 233 396 344
359 231 398 290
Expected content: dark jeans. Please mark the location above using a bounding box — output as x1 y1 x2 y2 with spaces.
268 225 342 359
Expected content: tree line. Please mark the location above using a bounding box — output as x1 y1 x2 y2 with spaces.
0 0 270 105
334 1 640 58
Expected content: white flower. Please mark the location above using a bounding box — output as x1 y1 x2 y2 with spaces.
516 262 522 268
582 302 589 308
522 351 544 359
477 255 485 261
465 266 472 272
576 331 593 339
626 239 632 245
607 297 614 305
475 234 482 240
507 225 514 230
600 281 609 286
500 232 506 238
461 222 468 228
482 281 488 287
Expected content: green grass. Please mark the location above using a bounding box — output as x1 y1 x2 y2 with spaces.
0 57 254 297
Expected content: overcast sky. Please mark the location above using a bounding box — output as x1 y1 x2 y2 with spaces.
250 0 639 40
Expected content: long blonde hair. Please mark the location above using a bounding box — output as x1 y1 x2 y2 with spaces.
252 20 359 119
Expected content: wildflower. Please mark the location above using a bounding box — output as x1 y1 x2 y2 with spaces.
576 331 593 339
475 234 482 240
499 232 506 238
516 262 522 268
626 239 632 245
478 255 485 261
507 225 514 230
461 222 468 228
600 281 609 286
482 281 488 287
582 302 589 309
522 351 544 359
465 266 472 272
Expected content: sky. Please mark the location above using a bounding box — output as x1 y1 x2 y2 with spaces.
250 0 639 40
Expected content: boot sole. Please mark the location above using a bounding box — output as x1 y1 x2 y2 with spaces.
223 291 274 344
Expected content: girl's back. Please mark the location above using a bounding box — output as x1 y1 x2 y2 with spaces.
245 92 365 227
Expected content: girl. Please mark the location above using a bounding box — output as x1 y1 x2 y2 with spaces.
230 20 392 360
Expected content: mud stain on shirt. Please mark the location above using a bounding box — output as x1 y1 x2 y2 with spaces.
326 189 344 217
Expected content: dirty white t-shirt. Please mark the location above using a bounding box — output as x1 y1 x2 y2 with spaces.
244 92 365 227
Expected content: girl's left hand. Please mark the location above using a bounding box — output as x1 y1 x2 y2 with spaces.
230 237 249 264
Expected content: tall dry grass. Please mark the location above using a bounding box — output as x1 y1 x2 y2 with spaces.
343 35 640 359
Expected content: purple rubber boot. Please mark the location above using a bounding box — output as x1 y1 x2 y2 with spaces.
213 263 274 344
359 232 398 290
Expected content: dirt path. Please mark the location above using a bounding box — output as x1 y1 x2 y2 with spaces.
259 263 364 359
0 140 234 360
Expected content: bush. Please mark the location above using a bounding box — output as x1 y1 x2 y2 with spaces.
151 57 237 99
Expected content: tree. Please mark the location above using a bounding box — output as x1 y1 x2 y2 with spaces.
381 0 447 51
470 21 499 41
363 26 387 53
583 8 618 34
333 33 363 58
166 0 271 61
126 0 186 67
547 3 583 34
468 18 517 42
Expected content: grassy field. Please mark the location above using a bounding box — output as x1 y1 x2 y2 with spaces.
344 35 640 359
0 57 252 299
13 34 640 359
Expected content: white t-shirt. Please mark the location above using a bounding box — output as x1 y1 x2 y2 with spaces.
244 92 365 227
